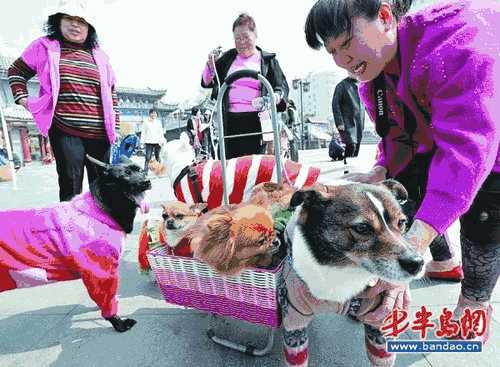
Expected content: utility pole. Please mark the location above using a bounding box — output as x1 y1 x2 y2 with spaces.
0 93 17 189
292 78 310 150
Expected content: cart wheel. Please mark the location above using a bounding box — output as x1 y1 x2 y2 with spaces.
206 315 275 357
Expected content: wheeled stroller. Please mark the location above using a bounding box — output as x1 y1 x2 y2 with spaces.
110 134 140 165
147 70 290 356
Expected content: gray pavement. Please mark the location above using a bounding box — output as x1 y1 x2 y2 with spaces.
0 146 498 367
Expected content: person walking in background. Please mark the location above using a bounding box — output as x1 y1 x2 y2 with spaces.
203 109 215 158
332 74 365 158
186 107 203 157
286 99 297 129
141 108 165 174
201 13 289 159
8 0 120 201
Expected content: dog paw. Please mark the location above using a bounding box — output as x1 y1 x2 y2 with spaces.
106 315 137 332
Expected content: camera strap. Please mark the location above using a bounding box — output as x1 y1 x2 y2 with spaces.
373 73 417 160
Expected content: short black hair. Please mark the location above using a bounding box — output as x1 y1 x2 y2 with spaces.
232 13 257 33
149 108 157 115
191 107 199 115
45 13 99 50
305 0 413 50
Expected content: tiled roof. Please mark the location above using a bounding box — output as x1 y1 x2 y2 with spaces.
2 104 33 120
116 86 167 97
0 53 39 83
0 54 15 70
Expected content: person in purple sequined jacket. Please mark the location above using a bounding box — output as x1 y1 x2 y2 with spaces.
304 0 499 350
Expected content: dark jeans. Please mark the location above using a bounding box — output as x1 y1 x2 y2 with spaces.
49 126 110 202
224 112 264 159
144 143 161 172
459 173 500 301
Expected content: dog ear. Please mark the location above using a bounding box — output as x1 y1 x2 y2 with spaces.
248 190 271 208
201 214 237 272
262 182 280 192
190 202 207 216
86 154 110 175
380 179 408 203
206 214 232 232
289 190 320 209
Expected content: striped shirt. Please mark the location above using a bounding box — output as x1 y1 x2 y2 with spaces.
174 155 321 209
8 41 120 140
8 58 36 103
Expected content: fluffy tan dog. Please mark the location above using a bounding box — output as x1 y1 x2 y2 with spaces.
161 201 206 249
148 158 166 177
184 204 275 275
248 182 297 211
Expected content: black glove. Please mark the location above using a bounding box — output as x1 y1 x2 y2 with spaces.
106 315 137 332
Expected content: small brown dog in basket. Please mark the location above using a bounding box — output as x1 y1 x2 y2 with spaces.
182 202 276 276
138 201 205 278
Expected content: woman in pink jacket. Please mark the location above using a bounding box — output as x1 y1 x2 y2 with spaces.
8 3 120 201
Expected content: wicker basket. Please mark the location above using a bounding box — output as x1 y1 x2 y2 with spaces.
147 246 284 328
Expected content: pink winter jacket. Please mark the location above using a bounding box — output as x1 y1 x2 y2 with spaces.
20 36 119 144
0 192 125 318
359 0 500 233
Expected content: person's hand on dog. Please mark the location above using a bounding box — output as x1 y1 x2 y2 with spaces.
355 279 411 329
404 219 438 255
106 315 137 332
342 165 387 183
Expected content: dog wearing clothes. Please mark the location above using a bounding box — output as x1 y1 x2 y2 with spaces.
281 180 425 366
0 156 151 332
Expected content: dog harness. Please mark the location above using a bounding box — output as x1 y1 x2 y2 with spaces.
173 155 321 210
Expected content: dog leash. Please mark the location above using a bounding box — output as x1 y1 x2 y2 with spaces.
172 161 209 214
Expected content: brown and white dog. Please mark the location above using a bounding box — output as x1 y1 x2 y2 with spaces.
282 180 425 367
159 133 321 210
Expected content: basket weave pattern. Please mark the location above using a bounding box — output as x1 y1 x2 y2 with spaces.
147 246 283 327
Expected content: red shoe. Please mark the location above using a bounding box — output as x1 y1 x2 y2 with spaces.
426 264 464 282
364 325 396 367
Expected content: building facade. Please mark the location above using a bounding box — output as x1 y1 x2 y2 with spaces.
116 86 179 137
0 54 43 164
289 70 347 122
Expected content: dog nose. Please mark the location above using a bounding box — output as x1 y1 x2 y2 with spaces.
166 219 175 229
398 255 424 275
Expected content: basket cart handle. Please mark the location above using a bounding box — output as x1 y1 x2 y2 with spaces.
216 70 283 205
223 69 260 85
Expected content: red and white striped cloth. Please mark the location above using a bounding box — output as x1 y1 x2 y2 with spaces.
173 155 321 210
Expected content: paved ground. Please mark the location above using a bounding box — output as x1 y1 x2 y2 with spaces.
0 146 498 367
